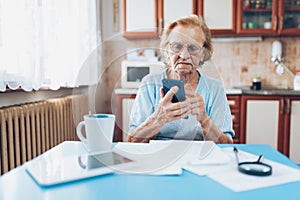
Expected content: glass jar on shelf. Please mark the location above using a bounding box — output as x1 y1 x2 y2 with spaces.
257 0 267 9
266 0 272 9
244 0 250 9
249 0 256 8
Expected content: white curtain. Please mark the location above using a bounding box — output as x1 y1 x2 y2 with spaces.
0 0 99 92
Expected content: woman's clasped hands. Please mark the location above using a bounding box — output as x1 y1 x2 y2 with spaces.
153 85 208 126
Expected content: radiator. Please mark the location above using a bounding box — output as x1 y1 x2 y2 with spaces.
0 94 88 175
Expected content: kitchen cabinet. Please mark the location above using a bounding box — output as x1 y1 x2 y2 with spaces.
237 0 300 35
198 0 237 35
123 0 236 38
240 95 300 163
285 97 300 164
227 94 241 144
123 0 196 39
278 0 300 35
159 0 197 30
123 0 159 38
112 91 136 142
240 96 282 149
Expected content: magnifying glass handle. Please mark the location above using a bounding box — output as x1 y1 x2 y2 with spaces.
257 155 263 163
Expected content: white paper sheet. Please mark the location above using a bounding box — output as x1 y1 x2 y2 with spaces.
184 147 300 192
112 140 229 175
113 141 300 191
113 141 185 175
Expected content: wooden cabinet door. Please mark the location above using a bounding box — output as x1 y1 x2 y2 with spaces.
287 97 300 164
159 0 197 32
123 0 196 38
277 0 300 35
123 0 159 38
237 0 278 35
121 98 136 142
198 0 237 35
237 0 300 35
240 96 285 153
227 94 241 144
113 93 136 142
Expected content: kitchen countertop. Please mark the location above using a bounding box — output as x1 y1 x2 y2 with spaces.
234 86 300 96
114 88 139 95
115 87 300 96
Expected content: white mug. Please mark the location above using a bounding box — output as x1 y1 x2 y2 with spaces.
77 114 115 153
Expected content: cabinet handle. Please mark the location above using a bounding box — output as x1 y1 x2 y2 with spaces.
232 114 235 121
279 16 283 30
286 99 291 115
274 16 279 30
159 18 164 29
281 99 285 115
228 100 235 106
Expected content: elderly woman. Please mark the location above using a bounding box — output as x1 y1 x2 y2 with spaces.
128 15 234 144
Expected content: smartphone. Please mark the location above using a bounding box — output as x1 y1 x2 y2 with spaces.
162 78 186 103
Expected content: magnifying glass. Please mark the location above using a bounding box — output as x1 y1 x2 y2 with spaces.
233 147 272 176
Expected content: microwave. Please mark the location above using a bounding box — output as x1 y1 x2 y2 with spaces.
121 60 165 88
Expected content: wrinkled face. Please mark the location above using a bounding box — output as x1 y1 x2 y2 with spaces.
167 25 206 75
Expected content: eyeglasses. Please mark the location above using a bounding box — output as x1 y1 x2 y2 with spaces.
233 147 272 176
168 42 203 55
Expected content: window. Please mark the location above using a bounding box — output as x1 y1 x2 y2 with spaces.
0 0 100 91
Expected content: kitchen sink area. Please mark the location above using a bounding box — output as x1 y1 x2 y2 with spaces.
234 86 300 96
